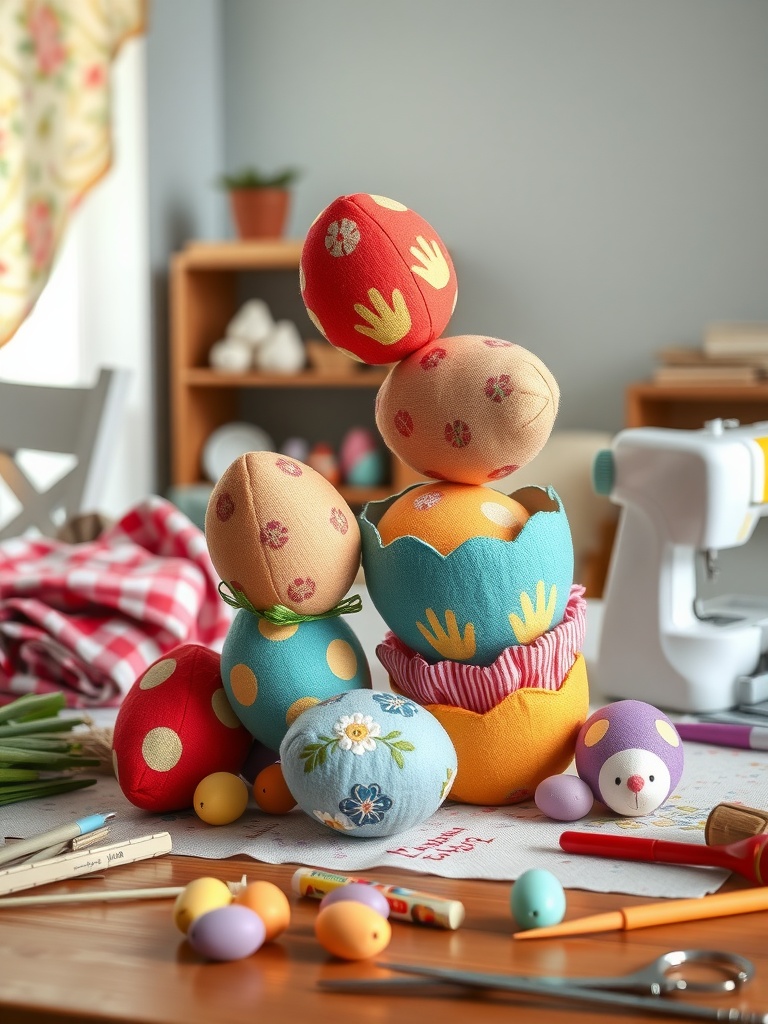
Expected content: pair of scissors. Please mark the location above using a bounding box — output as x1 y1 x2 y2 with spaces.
320 948 763 1023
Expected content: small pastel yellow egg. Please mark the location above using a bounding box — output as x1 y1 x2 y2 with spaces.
193 771 249 825
173 876 232 934
233 880 291 941
314 901 392 961
252 763 297 815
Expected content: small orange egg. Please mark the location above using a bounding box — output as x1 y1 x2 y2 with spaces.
252 762 297 814
193 771 249 825
173 876 232 934
377 482 529 555
233 880 291 941
314 901 392 961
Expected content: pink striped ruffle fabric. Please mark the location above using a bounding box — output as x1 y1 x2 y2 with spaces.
376 584 586 715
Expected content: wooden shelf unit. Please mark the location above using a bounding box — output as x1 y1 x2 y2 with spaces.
626 381 768 429
170 239 419 508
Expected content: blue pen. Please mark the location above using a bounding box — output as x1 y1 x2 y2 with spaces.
0 812 116 868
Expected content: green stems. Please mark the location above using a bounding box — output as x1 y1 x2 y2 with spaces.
0 691 99 806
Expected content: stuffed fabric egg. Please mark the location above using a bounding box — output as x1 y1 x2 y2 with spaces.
300 193 458 365
574 700 684 817
112 645 252 812
361 483 574 666
205 451 360 616
221 609 372 752
375 335 559 485
279 689 457 837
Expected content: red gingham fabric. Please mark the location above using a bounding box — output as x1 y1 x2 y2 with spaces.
0 497 232 708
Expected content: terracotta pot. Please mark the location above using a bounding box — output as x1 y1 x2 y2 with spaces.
229 188 290 239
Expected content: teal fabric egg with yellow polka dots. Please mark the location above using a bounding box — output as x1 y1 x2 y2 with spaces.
279 689 458 837
221 609 371 752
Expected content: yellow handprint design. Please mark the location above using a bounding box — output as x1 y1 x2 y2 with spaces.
353 288 412 345
410 236 451 290
508 581 557 644
416 609 476 661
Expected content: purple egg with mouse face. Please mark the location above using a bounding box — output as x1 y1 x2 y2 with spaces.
574 700 683 817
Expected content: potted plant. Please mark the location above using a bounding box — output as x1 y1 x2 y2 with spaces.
218 167 300 239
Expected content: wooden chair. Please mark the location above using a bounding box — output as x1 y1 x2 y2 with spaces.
0 368 130 540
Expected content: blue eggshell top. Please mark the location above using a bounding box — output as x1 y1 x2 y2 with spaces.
360 484 574 666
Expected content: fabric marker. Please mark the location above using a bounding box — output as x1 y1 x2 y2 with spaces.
676 722 768 751
291 867 465 929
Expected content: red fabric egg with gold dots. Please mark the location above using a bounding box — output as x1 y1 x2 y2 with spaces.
111 644 252 812
299 193 458 365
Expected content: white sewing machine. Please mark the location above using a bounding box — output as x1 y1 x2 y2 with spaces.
592 419 768 713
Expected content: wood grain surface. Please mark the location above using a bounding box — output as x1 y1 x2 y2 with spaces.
1 855 766 1024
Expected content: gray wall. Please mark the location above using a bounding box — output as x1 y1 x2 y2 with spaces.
219 0 768 432
147 0 768 593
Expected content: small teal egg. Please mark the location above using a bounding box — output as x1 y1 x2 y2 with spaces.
511 869 566 931
347 449 386 487
360 484 574 666
221 610 371 752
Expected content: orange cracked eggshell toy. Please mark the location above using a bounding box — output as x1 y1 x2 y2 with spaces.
205 451 361 615
300 193 458 365
112 644 252 813
377 481 530 555
375 334 560 485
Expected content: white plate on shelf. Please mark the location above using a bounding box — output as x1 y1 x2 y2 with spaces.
202 422 275 481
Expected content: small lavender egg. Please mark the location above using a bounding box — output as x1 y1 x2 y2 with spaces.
319 883 391 919
187 904 266 961
534 773 594 821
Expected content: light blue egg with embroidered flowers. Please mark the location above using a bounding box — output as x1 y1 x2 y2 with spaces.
279 689 458 837
360 484 574 667
221 609 371 753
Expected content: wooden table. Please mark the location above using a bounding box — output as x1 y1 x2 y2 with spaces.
1 855 766 1024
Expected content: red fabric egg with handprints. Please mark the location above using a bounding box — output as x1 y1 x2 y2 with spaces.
300 193 458 365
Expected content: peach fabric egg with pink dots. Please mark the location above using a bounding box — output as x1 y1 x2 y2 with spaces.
204 452 361 615
375 335 560 486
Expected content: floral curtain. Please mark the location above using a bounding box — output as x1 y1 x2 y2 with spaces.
0 0 147 348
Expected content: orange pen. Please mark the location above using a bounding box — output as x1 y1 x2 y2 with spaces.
513 884 768 939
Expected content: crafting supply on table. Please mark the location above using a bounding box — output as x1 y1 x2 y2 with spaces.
512 885 768 939
559 829 768 884
24 824 113 865
677 722 768 751
0 812 115 867
706 802 768 846
291 867 465 929
0 885 190 908
321 949 760 1022
0 832 172 897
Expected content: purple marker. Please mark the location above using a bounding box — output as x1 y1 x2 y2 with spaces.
676 722 768 751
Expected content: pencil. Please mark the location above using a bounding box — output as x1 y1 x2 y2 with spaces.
0 878 248 909
513 884 768 939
